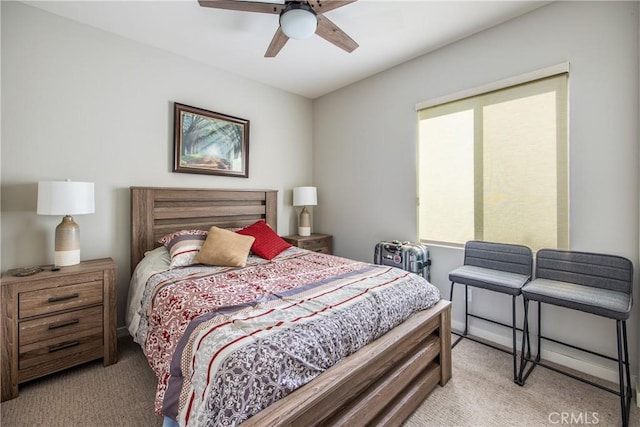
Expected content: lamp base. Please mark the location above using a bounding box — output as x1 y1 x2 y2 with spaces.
55 250 80 267
298 206 311 237
54 215 81 267
298 226 311 237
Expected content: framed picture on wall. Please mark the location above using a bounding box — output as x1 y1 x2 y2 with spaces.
173 102 249 177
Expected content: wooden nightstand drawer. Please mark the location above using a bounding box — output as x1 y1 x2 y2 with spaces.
283 234 333 255
18 277 103 319
19 306 103 347
18 331 103 379
300 237 331 253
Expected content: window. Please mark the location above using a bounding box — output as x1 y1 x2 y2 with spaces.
417 72 568 251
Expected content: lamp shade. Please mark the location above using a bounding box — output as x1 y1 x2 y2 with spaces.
293 186 317 207
37 181 95 215
280 4 317 40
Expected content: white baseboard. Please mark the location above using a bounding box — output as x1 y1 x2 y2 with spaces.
451 319 636 389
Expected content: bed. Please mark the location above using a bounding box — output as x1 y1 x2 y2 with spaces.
127 186 452 426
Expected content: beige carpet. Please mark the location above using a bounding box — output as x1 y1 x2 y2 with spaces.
1 336 163 427
2 335 638 426
406 337 640 427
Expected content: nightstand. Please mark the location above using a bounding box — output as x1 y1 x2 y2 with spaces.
1 258 117 401
283 234 333 255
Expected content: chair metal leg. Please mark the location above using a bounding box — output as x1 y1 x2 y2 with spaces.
617 320 631 427
536 301 541 362
451 283 470 348
450 281 464 348
523 297 531 359
517 297 530 385
464 285 469 335
511 295 517 382
518 299 540 385
623 321 632 410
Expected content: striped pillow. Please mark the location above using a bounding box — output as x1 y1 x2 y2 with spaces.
158 229 208 269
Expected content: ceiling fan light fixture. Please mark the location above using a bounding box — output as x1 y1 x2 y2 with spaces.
280 3 317 40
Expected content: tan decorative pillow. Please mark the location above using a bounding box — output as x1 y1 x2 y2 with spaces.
194 226 255 267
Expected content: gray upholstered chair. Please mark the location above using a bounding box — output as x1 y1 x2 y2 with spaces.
449 240 533 382
518 249 633 427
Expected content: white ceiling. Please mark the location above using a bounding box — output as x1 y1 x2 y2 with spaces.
25 0 550 99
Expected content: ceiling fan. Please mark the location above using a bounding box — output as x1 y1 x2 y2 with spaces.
198 0 359 57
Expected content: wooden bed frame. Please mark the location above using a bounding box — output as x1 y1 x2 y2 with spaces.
130 186 452 426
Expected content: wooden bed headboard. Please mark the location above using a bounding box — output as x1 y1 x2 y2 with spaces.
130 187 277 273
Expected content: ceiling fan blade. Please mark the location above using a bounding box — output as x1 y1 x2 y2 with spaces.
265 27 289 57
198 0 284 14
307 0 358 14
316 15 358 53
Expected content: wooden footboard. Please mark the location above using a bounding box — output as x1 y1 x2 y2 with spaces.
244 299 452 427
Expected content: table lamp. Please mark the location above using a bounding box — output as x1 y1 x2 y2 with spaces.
293 186 317 237
37 180 95 267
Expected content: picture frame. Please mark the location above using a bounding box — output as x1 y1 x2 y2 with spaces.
173 102 249 177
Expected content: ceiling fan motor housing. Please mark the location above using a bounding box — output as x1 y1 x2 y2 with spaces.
279 2 318 40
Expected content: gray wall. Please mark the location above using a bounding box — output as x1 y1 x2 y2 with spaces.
1 2 314 327
314 1 639 383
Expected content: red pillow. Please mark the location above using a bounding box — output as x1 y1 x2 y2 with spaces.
237 221 291 260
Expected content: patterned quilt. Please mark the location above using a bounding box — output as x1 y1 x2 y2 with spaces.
134 247 440 427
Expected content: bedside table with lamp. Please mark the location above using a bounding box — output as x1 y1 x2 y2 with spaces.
1 180 117 401
286 186 333 254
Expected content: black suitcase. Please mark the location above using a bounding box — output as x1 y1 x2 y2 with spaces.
374 240 430 279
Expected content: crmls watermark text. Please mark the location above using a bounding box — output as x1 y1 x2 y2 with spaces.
548 412 600 425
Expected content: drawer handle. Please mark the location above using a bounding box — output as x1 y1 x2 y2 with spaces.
48 340 80 353
48 319 80 330
48 293 79 303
